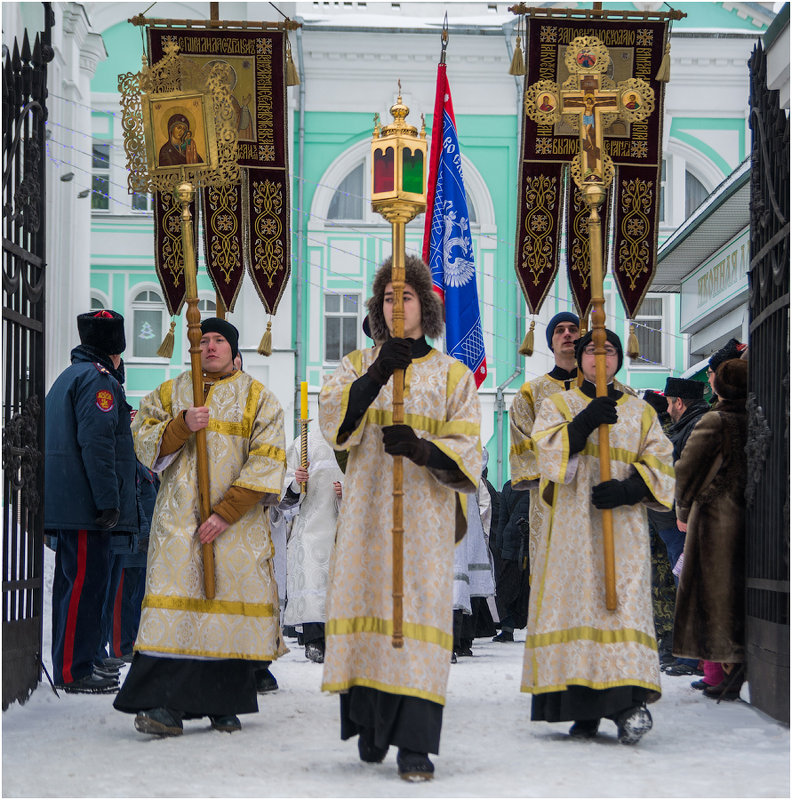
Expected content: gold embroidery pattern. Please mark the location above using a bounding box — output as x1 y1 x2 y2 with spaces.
207 184 241 285
617 178 653 289
252 179 284 287
159 192 185 288
521 175 558 286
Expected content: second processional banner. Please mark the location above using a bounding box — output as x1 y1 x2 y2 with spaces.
148 28 291 316
516 15 668 319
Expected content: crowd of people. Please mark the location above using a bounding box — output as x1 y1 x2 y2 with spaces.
44 257 750 782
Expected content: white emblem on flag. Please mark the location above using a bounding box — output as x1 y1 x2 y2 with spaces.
442 206 475 288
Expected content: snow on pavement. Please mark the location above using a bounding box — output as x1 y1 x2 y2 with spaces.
3 632 788 797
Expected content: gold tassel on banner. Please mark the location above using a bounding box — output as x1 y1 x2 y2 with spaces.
156 319 176 359
519 320 535 356
258 319 273 356
285 37 300 86
509 20 526 76
627 323 641 360
655 41 671 82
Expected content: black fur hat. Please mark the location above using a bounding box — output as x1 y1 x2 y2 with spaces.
713 358 748 400
664 377 705 401
77 310 126 355
709 338 746 372
366 254 444 342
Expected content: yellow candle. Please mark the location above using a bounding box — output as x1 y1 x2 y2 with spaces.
300 381 308 419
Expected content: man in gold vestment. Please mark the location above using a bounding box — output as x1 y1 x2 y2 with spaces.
507 312 580 601
319 256 481 781
518 329 674 744
114 318 287 737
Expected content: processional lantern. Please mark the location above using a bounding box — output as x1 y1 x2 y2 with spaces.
370 86 427 649
118 41 240 600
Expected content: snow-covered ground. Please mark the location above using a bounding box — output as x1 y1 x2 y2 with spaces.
2 553 789 797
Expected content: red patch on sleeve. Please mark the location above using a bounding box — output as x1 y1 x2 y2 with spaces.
95 390 114 412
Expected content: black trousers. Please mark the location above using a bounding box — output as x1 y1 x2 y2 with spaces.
531 685 651 723
340 686 444 754
114 653 260 717
50 529 112 684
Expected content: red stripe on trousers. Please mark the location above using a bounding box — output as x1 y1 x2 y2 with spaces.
62 530 88 683
112 570 124 657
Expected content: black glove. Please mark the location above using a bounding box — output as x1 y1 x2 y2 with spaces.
591 472 648 509
382 424 431 466
95 508 120 530
366 338 412 386
567 396 618 455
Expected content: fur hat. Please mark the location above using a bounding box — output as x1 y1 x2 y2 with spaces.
713 358 748 400
664 377 705 401
200 317 239 358
575 328 623 373
546 311 580 350
643 389 668 416
77 310 126 355
366 254 444 342
709 338 746 372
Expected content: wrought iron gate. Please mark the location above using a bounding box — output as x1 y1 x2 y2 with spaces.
2 3 53 709
745 40 790 724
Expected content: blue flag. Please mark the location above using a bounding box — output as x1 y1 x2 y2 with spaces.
422 64 487 387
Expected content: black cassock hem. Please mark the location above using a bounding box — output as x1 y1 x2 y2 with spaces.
531 685 651 723
113 653 261 717
340 686 444 755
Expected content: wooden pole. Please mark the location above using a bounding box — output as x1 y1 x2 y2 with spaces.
177 179 216 600
391 219 406 649
583 182 616 611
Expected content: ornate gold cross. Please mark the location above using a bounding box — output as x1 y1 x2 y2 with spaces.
524 35 655 190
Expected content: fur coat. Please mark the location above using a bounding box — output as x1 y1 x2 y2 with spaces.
672 399 747 663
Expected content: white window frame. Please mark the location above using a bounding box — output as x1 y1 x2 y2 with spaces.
323 291 361 364
90 290 110 311
127 284 168 362
630 293 668 371
91 139 111 213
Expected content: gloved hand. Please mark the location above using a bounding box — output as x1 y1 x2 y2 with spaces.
567 396 618 455
591 474 647 509
576 396 618 431
382 424 431 466
366 338 412 386
95 508 120 530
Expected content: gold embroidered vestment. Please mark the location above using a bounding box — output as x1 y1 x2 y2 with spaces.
318 347 481 706
132 370 287 661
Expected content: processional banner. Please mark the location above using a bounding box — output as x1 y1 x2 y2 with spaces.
148 28 290 316
516 15 668 319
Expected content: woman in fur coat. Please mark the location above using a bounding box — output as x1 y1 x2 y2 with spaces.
672 358 748 700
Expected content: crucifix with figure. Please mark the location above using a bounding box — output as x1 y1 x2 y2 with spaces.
523 34 654 611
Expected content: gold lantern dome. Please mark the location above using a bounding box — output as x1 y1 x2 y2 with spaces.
371 84 427 223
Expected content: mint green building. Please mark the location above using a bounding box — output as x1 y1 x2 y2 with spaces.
77 2 772 484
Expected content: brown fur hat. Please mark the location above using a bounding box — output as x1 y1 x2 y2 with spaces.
366 254 445 341
713 358 748 400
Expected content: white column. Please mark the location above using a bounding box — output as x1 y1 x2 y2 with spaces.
45 3 106 388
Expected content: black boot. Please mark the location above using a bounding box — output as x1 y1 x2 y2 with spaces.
134 707 184 737
357 728 388 763
614 705 653 745
569 718 600 739
397 748 434 782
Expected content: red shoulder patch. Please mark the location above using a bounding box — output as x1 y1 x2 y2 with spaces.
96 390 114 412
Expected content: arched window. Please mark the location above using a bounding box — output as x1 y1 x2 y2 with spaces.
90 292 108 311
131 288 166 358
198 296 217 319
327 162 364 221
685 170 708 218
